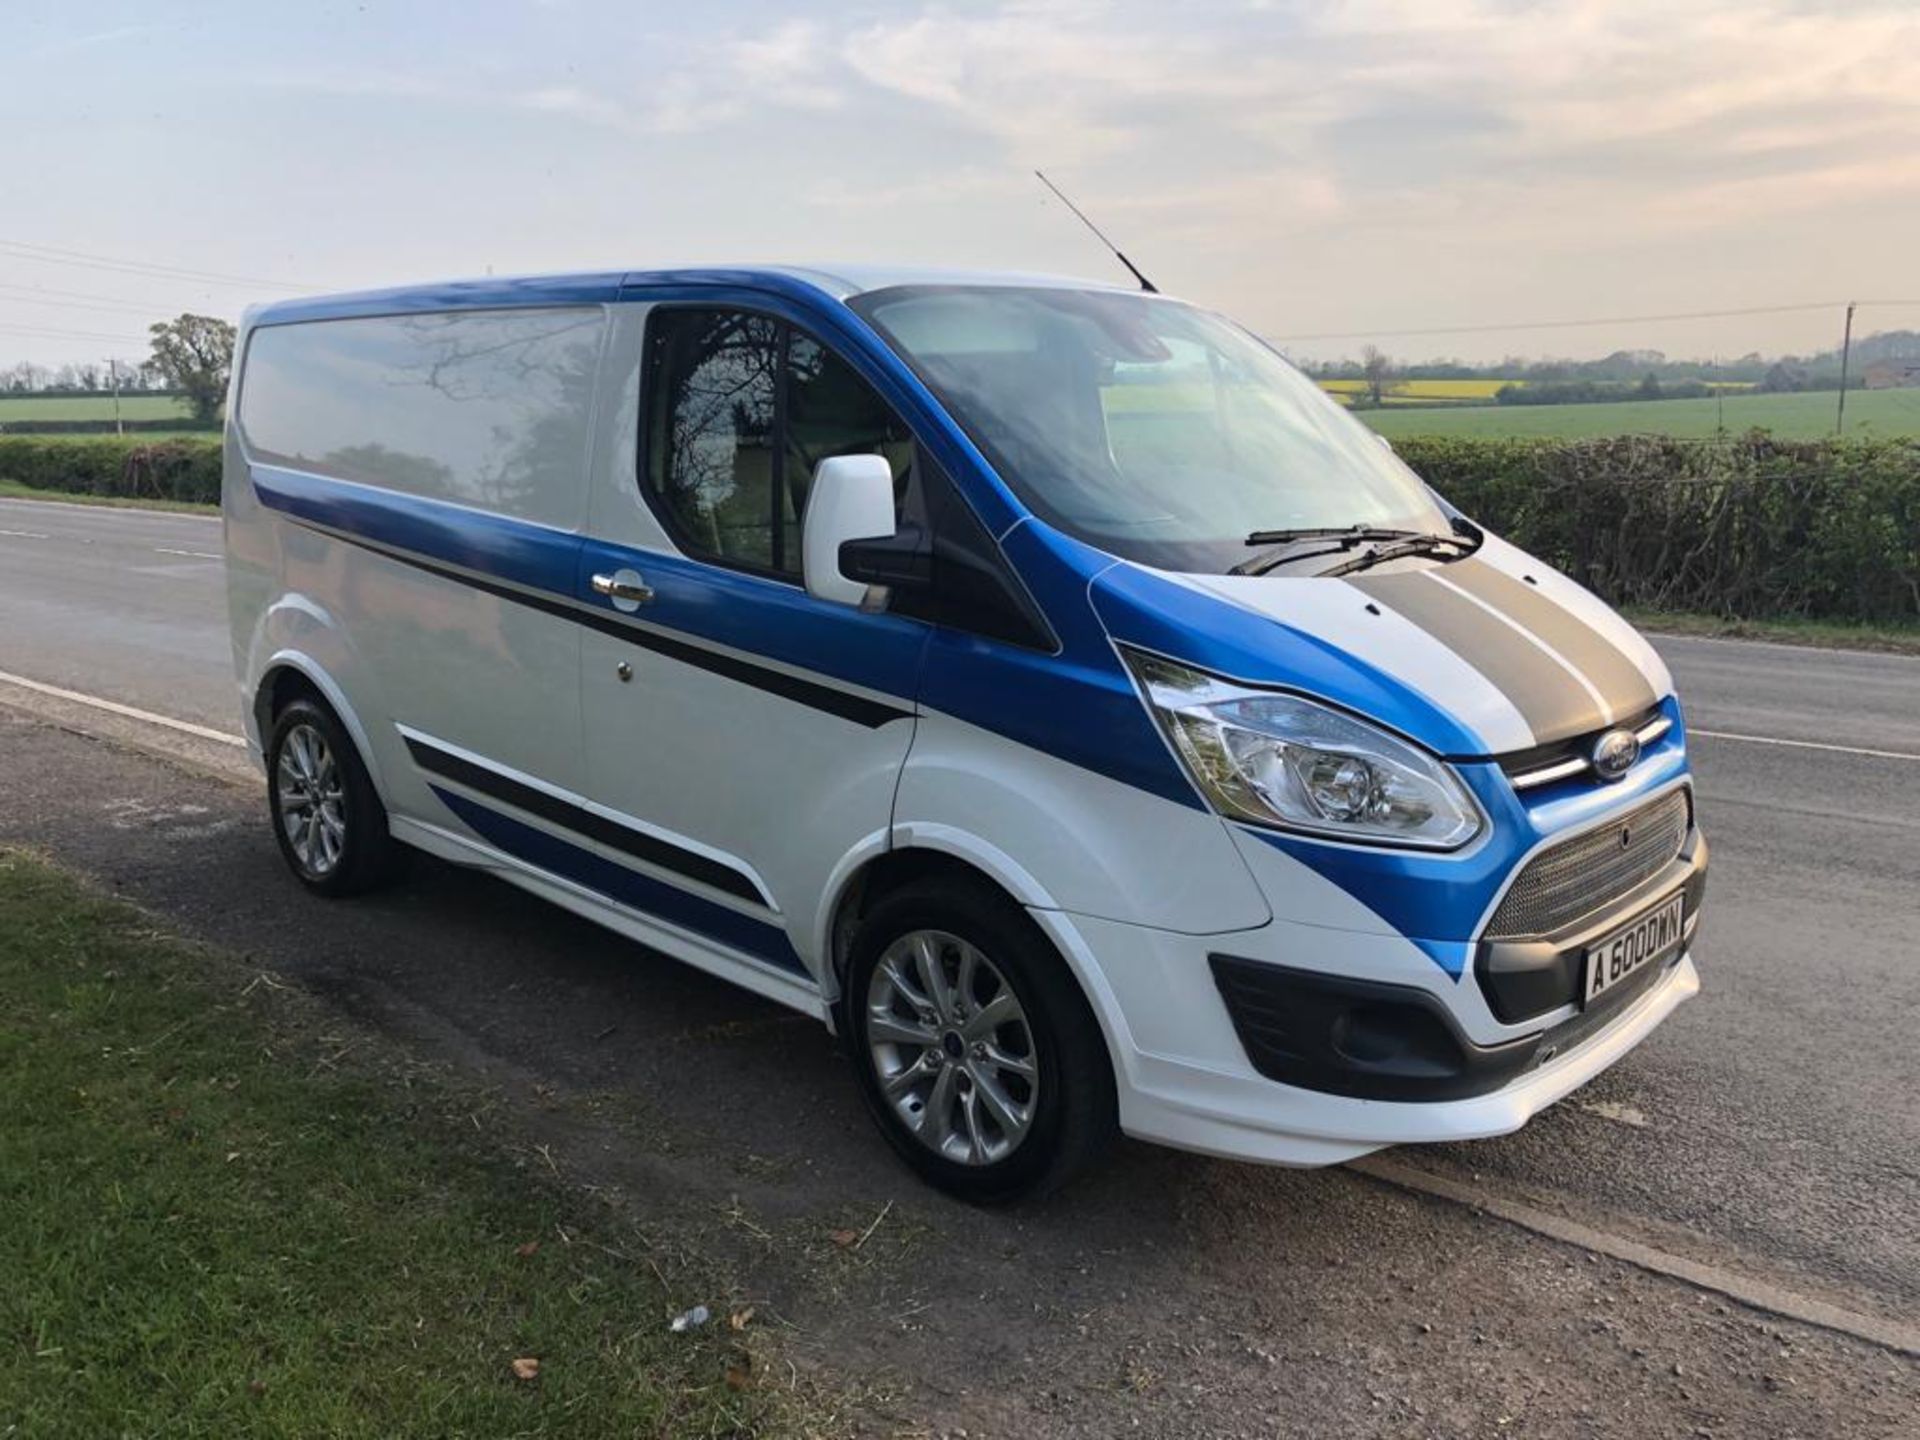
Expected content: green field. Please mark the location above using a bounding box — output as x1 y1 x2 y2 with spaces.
0 394 195 424
1358 387 1920 440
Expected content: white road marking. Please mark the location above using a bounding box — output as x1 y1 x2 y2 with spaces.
1353 1155 1920 1358
0 527 50 539
154 547 222 560
1690 728 1920 763
0 668 245 747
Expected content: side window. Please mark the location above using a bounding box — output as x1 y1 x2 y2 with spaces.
786 332 915 527
644 308 912 579
239 308 605 530
644 310 780 570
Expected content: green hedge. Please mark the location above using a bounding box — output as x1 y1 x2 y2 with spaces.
0 418 220 435
1398 434 1920 624
0 436 222 506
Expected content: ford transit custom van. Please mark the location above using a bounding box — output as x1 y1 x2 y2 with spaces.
224 266 1706 1199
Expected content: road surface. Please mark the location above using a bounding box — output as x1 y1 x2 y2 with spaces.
2 495 1916 1435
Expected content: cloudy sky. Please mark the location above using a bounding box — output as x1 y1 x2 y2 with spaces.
5 0 1918 369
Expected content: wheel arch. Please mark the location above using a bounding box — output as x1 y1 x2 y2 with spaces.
818 836 1135 1086
253 652 388 803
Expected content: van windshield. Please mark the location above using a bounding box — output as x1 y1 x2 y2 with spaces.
849 285 1451 573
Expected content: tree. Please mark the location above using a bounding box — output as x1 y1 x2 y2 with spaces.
145 313 236 421
1361 345 1397 407
1760 362 1808 393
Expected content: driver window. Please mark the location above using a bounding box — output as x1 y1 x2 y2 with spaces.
644 308 913 580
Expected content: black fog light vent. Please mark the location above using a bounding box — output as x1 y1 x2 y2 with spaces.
1333 1003 1461 1078
1209 954 1539 1102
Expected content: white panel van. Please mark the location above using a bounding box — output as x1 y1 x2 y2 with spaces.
224 267 1707 1199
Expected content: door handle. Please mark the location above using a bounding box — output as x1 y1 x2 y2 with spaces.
590 569 654 611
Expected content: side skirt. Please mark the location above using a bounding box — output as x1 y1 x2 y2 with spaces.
389 814 828 1022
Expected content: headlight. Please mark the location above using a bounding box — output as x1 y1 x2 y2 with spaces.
1123 649 1484 850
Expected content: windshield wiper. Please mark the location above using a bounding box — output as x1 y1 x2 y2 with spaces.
1320 525 1482 579
1231 526 1429 578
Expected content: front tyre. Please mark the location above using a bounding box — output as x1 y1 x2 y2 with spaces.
265 698 404 897
842 877 1116 1202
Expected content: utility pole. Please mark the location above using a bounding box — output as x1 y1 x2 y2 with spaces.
107 357 123 436
1835 301 1855 437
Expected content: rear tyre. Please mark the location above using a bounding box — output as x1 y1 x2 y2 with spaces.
265 697 405 897
842 876 1117 1203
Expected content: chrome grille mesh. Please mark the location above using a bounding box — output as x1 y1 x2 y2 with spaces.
1486 789 1691 940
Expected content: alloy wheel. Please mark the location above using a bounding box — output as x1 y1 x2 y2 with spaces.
865 929 1040 1166
276 722 346 876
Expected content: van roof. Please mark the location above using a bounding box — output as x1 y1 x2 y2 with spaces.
247 263 1135 328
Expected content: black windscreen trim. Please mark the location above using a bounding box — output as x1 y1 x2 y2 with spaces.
404 735 765 905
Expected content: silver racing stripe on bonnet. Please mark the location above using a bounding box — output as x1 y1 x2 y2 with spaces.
1439 558 1659 722
1346 556 1658 748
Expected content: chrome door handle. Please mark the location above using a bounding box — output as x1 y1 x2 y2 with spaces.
590 569 654 611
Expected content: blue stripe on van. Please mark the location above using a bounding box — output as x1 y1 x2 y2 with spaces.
251 467 917 727
920 518 1205 809
431 786 810 978
251 463 1201 803
1090 560 1489 760
254 464 583 596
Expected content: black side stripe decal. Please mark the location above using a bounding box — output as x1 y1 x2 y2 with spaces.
403 735 767 906
291 518 914 730
593 603 912 729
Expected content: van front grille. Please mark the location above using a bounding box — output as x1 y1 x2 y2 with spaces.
1485 789 1691 940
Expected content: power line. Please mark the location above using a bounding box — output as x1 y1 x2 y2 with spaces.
0 322 152 345
0 280 185 311
0 238 310 292
0 286 172 319
1271 299 1920 344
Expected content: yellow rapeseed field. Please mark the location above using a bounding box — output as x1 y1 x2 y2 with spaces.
1316 378 1515 400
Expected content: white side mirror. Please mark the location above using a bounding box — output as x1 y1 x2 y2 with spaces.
803 454 897 608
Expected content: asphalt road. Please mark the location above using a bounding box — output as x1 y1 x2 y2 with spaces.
3 496 1917 1435
0 498 231 730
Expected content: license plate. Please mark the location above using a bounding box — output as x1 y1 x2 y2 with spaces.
1584 892 1686 1004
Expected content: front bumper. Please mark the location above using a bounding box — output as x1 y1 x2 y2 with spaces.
1206 827 1708 1103
1030 829 1705 1167
1120 952 1699 1166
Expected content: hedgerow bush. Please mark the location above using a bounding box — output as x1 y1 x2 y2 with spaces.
0 436 222 506
1398 433 1920 624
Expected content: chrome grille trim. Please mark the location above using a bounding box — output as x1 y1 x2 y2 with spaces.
1509 713 1675 791
1485 788 1692 939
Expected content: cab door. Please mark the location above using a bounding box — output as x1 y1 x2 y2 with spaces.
576 300 928 988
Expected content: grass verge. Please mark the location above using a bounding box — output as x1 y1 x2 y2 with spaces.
0 478 219 515
0 848 812 1437
1626 607 1920 656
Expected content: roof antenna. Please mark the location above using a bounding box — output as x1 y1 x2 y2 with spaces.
1034 169 1157 293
